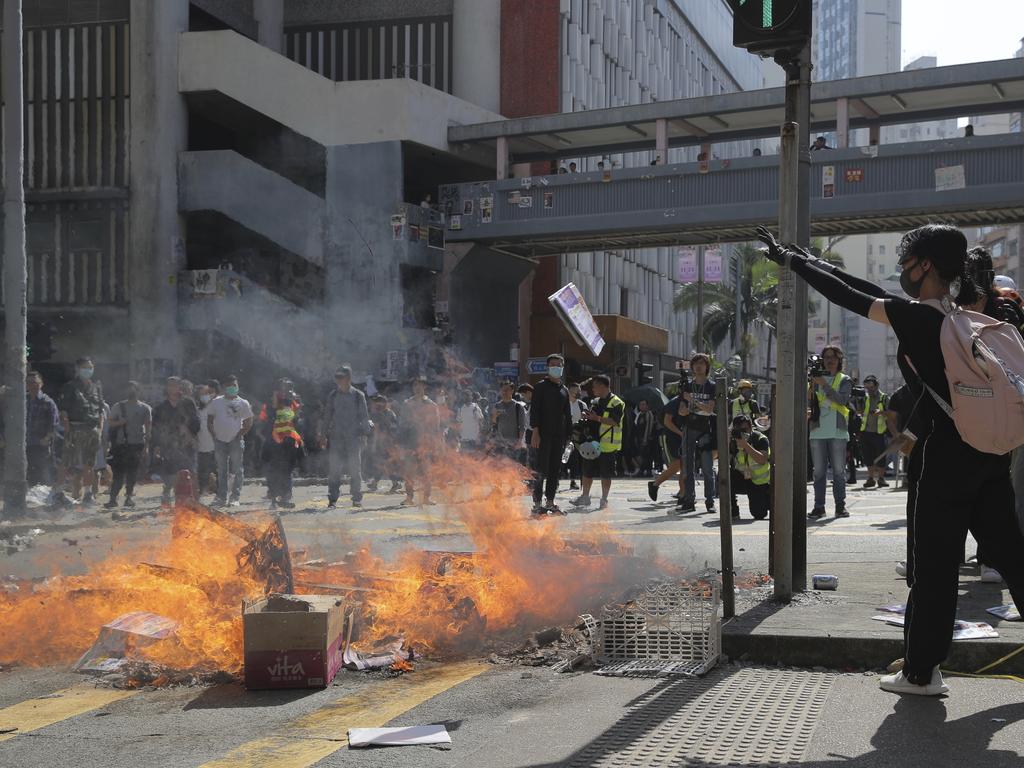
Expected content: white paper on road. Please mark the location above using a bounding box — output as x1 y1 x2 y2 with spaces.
348 725 451 748
877 604 906 615
870 614 999 639
986 605 1021 621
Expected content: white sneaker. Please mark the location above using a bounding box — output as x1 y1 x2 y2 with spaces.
879 667 948 696
895 561 908 577
571 495 591 507
981 565 1003 583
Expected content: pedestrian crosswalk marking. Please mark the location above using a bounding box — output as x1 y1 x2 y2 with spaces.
0 685 134 744
199 661 485 768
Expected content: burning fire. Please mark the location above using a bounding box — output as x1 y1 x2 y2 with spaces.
0 450 671 673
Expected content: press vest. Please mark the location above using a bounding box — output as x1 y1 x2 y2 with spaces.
859 392 888 434
731 398 754 420
815 373 850 419
597 394 625 453
736 437 771 486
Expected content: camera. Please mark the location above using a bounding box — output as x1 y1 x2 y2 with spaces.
731 425 747 441
851 385 867 400
677 366 690 388
807 354 826 380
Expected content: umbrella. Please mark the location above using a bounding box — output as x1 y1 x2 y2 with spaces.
622 384 668 406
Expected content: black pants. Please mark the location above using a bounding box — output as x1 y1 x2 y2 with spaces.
110 445 144 500
265 439 299 501
533 439 563 504
902 427 1024 684
26 445 54 486
731 468 772 520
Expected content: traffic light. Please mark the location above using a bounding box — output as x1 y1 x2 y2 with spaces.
729 0 811 59
27 320 56 362
635 361 654 387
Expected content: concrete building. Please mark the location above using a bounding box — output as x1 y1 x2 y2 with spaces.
812 0 901 81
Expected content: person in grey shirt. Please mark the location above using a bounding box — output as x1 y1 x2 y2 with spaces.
104 381 152 509
490 380 527 460
320 366 370 508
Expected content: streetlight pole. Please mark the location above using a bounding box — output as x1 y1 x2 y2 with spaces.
3 0 27 517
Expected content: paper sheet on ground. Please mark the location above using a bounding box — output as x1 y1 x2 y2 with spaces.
871 615 999 639
986 604 1021 621
877 604 906 615
348 725 451 748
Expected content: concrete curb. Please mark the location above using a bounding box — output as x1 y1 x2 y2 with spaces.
722 626 1024 675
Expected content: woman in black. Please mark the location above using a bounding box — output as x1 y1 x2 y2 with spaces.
758 224 1024 697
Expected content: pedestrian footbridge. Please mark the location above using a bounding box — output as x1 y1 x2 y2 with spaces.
441 134 1024 256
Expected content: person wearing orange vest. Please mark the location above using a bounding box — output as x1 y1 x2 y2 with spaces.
260 379 305 509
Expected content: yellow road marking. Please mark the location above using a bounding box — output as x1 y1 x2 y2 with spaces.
0 685 134 744
200 661 486 768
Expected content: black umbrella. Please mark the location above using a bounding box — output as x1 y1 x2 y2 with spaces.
622 384 668 406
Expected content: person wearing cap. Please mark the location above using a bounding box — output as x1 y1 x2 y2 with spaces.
858 375 891 489
321 366 370 509
730 380 761 422
730 413 772 520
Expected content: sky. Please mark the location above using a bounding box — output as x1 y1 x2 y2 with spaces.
901 0 1024 67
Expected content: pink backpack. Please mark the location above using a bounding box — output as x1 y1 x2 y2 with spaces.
909 298 1024 455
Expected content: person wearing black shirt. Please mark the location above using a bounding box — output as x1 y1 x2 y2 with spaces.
730 414 772 520
758 224 1024 697
529 354 572 515
678 354 718 514
648 393 688 505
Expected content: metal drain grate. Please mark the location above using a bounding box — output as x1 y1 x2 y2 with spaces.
594 660 710 678
565 667 835 767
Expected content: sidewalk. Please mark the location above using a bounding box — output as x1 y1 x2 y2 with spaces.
723 559 1024 675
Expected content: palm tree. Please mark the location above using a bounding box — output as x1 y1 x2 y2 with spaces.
673 243 844 376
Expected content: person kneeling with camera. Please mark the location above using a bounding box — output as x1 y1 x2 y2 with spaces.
572 375 625 511
731 414 772 521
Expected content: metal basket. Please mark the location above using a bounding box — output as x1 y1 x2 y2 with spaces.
595 580 721 677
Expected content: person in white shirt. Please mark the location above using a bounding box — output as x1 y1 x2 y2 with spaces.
196 380 218 495
456 390 485 453
206 375 253 506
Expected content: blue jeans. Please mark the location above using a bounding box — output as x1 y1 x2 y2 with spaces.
683 432 717 505
811 438 847 509
214 438 244 501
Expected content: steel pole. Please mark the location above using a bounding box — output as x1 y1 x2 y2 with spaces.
3 0 27 518
715 372 735 619
696 246 705 351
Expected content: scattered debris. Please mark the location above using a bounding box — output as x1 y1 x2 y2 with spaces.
488 614 596 672
348 725 451 748
74 612 179 675
100 661 236 690
343 639 414 671
0 528 44 554
871 615 999 640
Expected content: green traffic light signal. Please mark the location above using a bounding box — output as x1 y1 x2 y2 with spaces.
730 0 810 56
738 0 773 28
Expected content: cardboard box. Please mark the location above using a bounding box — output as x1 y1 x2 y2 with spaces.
243 594 352 690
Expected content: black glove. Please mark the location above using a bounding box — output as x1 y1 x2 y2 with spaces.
755 226 788 265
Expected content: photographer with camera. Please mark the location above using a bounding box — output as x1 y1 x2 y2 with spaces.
807 346 853 518
859 375 891 489
730 413 772 520
571 375 625 510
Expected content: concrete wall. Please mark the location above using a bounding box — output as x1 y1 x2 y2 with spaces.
253 0 283 51
179 31 502 151
452 0 501 113
129 0 189 382
284 0 453 25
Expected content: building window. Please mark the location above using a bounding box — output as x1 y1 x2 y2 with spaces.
879 245 886 256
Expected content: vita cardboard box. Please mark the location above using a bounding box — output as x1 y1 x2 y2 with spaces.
243 594 351 689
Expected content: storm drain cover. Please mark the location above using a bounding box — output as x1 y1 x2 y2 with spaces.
564 667 835 767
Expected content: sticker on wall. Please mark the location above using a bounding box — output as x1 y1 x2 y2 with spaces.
509 191 521 204
518 196 533 208
479 196 493 209
935 164 966 192
822 165 835 199
703 249 723 283
543 191 554 209
481 205 493 224
449 215 462 231
845 168 864 183
391 214 406 240
463 199 474 216
676 248 698 283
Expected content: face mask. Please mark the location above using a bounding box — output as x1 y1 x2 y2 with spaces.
740 391 750 401
35 390 45 400
200 394 212 404
548 366 564 379
225 386 239 396
77 368 94 381
900 261 927 299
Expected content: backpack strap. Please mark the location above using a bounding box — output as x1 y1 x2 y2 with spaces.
902 353 954 419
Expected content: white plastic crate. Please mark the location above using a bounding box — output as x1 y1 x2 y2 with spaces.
595 581 720 677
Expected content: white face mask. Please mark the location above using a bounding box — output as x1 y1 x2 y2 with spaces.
200 394 212 404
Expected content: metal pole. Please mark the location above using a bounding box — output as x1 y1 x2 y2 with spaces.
715 372 735 619
696 246 705 350
791 44 813 593
735 246 743 368
3 0 27 518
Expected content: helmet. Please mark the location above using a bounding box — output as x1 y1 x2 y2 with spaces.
577 440 602 461
994 275 1018 291
737 379 754 390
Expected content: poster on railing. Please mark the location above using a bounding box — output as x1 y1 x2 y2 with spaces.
677 248 698 283
190 269 220 295
548 283 605 357
704 249 723 283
